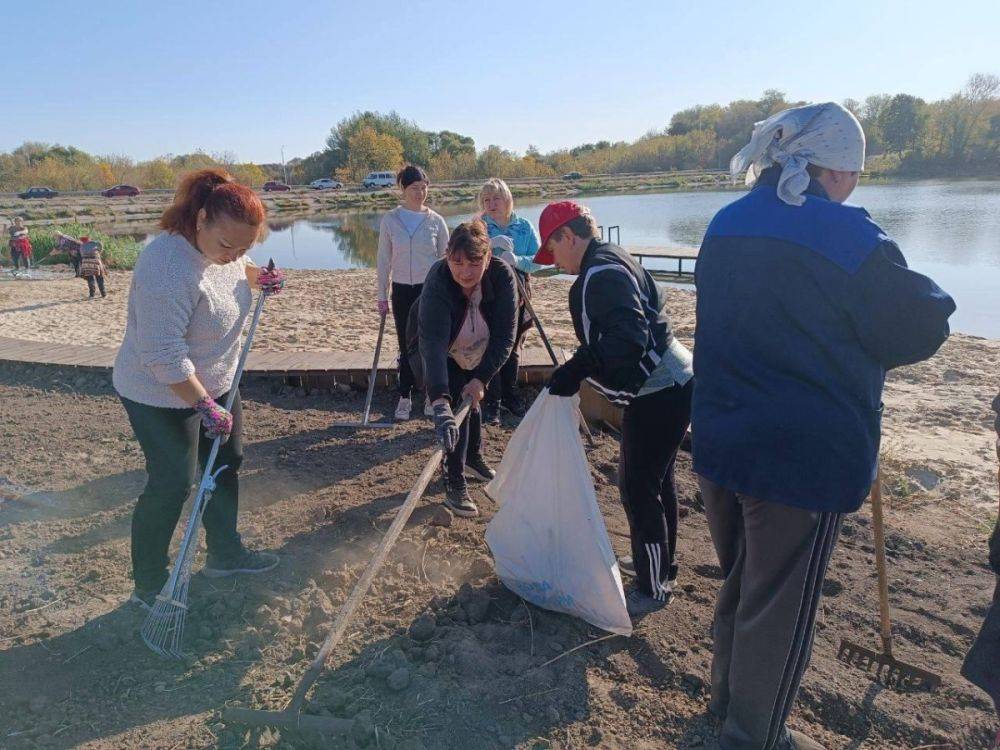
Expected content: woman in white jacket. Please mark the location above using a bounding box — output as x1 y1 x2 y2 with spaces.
376 165 449 420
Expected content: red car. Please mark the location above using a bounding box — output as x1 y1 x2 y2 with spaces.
262 181 291 192
101 184 141 197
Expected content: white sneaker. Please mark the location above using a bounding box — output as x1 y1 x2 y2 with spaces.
394 397 412 421
424 398 435 417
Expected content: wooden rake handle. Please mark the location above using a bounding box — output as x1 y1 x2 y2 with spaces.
870 467 894 658
285 398 473 713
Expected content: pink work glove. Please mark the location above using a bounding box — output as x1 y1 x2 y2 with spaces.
194 396 233 442
258 265 285 296
377 299 390 316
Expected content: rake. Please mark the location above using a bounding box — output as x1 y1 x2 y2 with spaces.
223 399 473 734
513 272 595 444
330 310 394 429
836 466 942 691
141 261 274 659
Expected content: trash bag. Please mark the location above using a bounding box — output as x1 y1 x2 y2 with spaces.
485 390 632 636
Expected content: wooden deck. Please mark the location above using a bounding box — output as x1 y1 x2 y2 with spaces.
625 246 699 278
0 336 565 386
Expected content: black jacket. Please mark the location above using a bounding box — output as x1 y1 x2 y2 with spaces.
406 256 518 402
567 239 674 406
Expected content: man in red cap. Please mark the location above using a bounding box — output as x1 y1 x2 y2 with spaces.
535 200 693 617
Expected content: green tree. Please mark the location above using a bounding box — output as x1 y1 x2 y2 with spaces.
339 126 404 182
879 94 927 155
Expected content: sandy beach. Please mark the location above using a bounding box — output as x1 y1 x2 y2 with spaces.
1 266 998 748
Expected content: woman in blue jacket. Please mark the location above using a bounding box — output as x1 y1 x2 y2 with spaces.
478 178 542 423
692 102 955 750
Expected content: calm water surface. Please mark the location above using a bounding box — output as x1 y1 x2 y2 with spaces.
148 181 1000 337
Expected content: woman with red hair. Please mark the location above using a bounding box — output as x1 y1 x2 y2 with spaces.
113 168 285 609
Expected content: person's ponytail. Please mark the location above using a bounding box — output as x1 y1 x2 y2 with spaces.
160 168 265 241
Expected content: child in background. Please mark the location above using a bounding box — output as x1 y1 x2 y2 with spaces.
79 236 108 298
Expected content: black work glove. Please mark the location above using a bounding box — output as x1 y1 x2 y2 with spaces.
432 401 459 453
547 346 597 397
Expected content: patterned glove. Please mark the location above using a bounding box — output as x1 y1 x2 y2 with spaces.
194 396 233 442
432 401 459 453
258 265 285 296
377 299 390 316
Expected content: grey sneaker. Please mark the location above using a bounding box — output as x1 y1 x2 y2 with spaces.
444 477 479 518
619 555 678 588
786 729 827 750
130 588 158 611
625 588 671 618
202 549 279 578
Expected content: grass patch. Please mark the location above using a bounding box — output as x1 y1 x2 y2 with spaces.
29 223 143 270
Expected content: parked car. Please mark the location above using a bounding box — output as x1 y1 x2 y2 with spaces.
362 171 396 189
310 178 343 190
561 172 582 181
101 184 141 197
262 181 291 192
18 186 59 199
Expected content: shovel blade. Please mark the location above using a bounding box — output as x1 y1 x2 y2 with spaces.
837 638 941 691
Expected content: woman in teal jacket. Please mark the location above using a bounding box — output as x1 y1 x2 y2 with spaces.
478 178 542 422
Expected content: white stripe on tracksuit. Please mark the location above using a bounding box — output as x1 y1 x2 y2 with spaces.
646 542 671 601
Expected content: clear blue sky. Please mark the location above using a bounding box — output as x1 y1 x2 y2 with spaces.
2 0 997 163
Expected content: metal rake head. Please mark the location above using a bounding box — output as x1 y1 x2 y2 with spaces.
141 594 189 659
837 639 941 691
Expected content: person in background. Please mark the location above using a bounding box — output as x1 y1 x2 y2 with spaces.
407 220 517 518
78 236 108 298
113 168 286 609
961 391 1000 744
376 165 449 421
8 217 32 272
693 103 955 750
536 200 693 618
478 178 543 423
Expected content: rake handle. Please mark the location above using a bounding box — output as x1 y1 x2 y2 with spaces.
285 399 473 714
871 467 894 659
361 312 388 425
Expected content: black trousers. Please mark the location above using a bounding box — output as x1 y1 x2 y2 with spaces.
445 358 483 481
486 327 528 406
12 251 30 270
619 379 693 599
86 274 106 297
391 282 423 398
121 391 244 591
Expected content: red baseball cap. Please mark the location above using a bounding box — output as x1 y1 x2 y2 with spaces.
534 201 586 265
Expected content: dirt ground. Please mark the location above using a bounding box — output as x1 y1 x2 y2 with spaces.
0 358 997 749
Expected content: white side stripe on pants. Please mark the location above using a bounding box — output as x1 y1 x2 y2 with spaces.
646 542 670 601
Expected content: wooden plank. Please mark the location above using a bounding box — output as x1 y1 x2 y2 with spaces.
625 246 699 260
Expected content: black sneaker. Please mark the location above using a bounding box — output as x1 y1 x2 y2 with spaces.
130 588 158 612
464 455 496 483
202 548 279 578
481 402 501 426
500 393 528 418
444 477 479 518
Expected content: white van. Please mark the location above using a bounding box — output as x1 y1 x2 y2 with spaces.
362 171 396 189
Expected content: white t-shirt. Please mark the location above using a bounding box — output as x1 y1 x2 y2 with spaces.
398 207 427 235
449 286 490 371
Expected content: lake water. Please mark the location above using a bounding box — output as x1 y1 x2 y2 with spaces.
168 181 1000 337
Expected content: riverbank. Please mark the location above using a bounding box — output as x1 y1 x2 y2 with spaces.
1 268 997 748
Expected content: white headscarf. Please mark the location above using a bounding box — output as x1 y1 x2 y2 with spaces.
729 102 865 206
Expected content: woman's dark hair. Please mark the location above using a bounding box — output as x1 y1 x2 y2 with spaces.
160 168 266 240
397 164 429 189
446 220 490 262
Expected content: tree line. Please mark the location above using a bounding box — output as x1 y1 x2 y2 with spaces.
2 73 996 192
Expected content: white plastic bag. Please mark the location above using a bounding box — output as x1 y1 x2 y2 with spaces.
485 390 632 636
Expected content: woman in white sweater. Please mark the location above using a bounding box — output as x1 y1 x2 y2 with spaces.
376 165 449 420
113 168 285 609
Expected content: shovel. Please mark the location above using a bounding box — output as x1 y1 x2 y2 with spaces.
331 311 395 429
836 466 942 691
224 400 473 735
